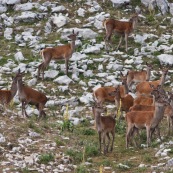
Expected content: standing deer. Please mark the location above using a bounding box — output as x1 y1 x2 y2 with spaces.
126 62 153 91
37 30 78 80
0 73 19 113
16 69 48 118
103 13 138 52
92 104 115 155
126 93 169 148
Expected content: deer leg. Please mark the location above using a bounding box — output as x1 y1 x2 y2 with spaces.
125 33 128 52
156 126 162 141
171 117 173 134
106 133 110 153
65 59 69 75
21 101 25 117
167 116 171 135
98 131 102 153
146 126 151 147
37 63 43 79
104 27 113 51
103 132 107 155
116 36 123 51
110 130 115 152
126 124 133 148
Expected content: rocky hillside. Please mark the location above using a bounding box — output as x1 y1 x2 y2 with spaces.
1 0 173 172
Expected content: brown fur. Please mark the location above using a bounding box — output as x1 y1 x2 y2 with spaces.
17 70 47 118
92 104 115 155
126 96 168 148
103 14 138 52
127 63 153 90
37 30 78 80
136 68 169 96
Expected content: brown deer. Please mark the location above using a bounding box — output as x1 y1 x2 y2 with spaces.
0 73 19 113
136 67 169 96
92 103 116 155
109 85 134 118
103 13 138 52
164 91 173 135
127 62 153 91
37 30 78 80
126 93 169 148
93 72 129 107
16 69 48 118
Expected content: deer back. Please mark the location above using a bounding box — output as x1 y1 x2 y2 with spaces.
134 95 154 106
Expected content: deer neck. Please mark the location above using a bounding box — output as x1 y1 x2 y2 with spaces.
95 112 102 130
115 93 121 108
146 68 151 81
159 73 166 87
70 40 76 52
10 81 18 99
123 82 129 94
17 79 24 93
152 102 165 127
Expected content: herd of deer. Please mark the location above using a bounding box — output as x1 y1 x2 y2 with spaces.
0 13 172 154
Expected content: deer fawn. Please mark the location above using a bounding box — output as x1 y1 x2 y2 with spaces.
136 67 169 96
92 103 115 155
126 62 153 91
16 69 48 118
126 91 169 148
0 73 19 113
93 72 129 107
37 30 78 80
103 13 138 52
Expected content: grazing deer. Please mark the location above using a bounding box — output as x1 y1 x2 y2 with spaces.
127 62 153 91
92 104 116 155
109 85 134 118
103 13 138 52
37 30 78 80
0 73 19 113
93 73 129 107
16 70 48 118
126 93 169 148
136 67 169 96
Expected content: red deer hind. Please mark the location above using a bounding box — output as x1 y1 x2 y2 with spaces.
0 73 19 113
37 30 78 80
16 69 48 118
92 103 115 155
103 13 138 52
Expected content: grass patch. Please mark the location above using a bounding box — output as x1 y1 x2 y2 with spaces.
66 149 83 164
38 153 55 164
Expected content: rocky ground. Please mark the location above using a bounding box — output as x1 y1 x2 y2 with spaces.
1 0 173 172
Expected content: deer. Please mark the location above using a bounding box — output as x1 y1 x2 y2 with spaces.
135 67 169 96
92 103 116 155
109 85 134 119
93 72 129 107
164 91 173 135
103 13 138 52
37 30 79 80
126 92 169 148
16 69 48 119
0 73 19 114
126 62 153 91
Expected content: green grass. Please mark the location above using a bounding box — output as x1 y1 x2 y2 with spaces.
38 153 55 164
